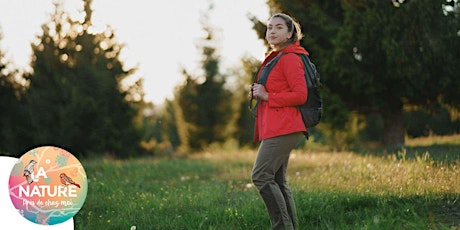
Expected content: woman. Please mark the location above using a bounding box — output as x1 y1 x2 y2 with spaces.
249 13 308 230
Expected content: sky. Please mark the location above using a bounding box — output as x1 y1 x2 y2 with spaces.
0 0 270 104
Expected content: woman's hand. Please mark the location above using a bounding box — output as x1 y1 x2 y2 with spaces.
249 83 269 101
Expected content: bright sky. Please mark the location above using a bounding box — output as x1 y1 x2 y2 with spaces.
0 0 269 104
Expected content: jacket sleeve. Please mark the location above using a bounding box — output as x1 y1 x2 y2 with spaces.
268 53 307 107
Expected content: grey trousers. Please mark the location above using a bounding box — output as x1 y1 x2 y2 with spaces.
252 132 303 230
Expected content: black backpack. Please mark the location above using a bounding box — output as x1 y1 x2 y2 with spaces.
251 52 323 139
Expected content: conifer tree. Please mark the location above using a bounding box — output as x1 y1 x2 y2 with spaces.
255 0 460 147
23 0 142 157
175 9 233 151
0 31 26 155
232 55 260 147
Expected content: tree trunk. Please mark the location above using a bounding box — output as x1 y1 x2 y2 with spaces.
382 109 405 148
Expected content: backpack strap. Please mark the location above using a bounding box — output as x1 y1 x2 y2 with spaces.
256 52 284 86
249 52 284 114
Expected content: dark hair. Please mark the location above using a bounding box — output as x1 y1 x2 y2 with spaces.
270 13 303 46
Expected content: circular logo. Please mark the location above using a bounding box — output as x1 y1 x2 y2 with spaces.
8 146 87 225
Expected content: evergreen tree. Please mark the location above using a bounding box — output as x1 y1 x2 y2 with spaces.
233 55 260 147
23 0 142 157
0 31 26 155
256 0 460 147
160 99 181 150
175 9 233 151
330 0 460 146
136 99 179 156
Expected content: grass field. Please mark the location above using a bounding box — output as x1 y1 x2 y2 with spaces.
74 135 460 229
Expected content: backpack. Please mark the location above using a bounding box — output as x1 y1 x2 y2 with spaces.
252 52 323 139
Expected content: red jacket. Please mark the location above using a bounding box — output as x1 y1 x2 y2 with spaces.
253 42 309 141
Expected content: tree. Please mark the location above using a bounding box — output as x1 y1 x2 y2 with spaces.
136 99 180 156
174 8 233 151
23 0 143 157
256 0 460 147
330 0 460 147
0 30 27 155
232 55 261 148
159 99 181 151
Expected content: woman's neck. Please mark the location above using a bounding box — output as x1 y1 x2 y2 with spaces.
272 42 291 52
272 45 281 51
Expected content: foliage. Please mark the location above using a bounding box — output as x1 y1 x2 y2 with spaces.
0 31 27 155
232 55 261 148
74 135 460 229
257 0 460 147
405 106 460 137
139 99 180 157
20 0 143 157
174 11 233 152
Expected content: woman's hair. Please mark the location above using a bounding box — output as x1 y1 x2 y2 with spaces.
270 13 304 46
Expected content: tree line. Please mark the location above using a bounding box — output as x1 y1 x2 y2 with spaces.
1 0 459 158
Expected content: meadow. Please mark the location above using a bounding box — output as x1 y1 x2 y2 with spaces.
74 135 460 230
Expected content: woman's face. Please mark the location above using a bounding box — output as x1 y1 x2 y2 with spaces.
266 17 292 50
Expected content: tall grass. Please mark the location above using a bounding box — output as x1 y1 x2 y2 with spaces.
74 135 460 229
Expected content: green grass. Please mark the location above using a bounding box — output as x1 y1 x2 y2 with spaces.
74 135 460 229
